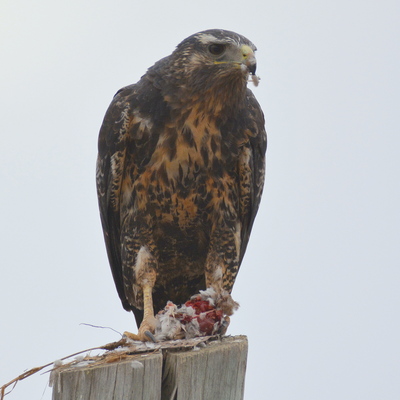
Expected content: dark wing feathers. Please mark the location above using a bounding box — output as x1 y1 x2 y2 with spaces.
238 90 267 265
97 82 167 311
97 91 132 311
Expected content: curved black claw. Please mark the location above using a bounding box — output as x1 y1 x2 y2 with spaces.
217 316 231 336
145 330 157 343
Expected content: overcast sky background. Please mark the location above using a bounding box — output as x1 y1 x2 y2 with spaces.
1 0 399 399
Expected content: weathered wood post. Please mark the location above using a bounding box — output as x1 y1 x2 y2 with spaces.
51 335 248 400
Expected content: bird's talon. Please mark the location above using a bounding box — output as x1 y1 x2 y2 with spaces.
145 330 157 343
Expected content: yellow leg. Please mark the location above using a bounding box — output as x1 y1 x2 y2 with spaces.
124 272 157 342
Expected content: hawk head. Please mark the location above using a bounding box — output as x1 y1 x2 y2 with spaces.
148 29 258 112
176 29 257 76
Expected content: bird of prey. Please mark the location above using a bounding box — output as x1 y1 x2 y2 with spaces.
96 29 266 341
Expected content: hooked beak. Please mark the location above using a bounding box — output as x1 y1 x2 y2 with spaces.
241 45 257 75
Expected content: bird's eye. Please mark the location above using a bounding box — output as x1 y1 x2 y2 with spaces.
208 43 226 56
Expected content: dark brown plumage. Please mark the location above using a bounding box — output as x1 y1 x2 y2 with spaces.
96 29 266 340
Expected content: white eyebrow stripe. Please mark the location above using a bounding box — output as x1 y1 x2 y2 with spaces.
196 33 239 46
196 33 219 43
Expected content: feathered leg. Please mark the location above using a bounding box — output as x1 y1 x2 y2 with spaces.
123 244 158 342
204 222 240 317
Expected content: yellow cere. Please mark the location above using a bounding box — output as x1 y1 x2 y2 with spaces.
241 45 254 59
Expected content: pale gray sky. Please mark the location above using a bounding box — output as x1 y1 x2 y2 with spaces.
1 0 399 399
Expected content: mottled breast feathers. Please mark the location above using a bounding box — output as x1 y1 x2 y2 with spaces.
96 29 267 326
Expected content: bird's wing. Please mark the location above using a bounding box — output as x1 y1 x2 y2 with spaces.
96 80 167 312
96 85 141 311
238 90 267 265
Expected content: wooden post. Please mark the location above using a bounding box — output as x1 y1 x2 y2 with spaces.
51 335 248 400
